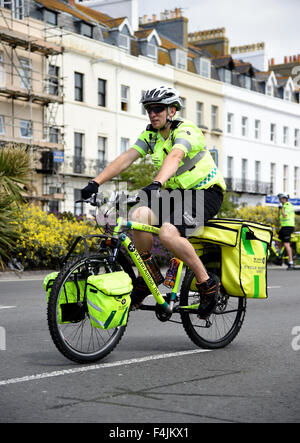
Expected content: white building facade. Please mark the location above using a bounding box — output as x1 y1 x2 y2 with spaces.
222 81 300 210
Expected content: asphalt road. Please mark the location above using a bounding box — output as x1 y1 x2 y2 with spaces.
0 268 299 425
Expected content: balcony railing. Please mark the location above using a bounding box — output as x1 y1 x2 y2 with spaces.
225 178 272 195
55 156 107 177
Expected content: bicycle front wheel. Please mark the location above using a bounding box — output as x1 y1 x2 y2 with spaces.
180 253 247 349
47 253 132 364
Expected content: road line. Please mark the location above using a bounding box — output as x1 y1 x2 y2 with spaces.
0 349 211 387
0 305 16 310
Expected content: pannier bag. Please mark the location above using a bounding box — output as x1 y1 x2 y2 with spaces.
189 219 273 299
290 232 300 255
43 271 87 323
87 271 132 330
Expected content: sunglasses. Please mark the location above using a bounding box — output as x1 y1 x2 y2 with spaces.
146 105 167 115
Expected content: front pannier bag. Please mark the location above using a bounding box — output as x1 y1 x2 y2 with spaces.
87 271 132 330
43 271 87 323
189 219 273 299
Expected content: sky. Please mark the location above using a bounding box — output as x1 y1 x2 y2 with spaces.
138 0 300 64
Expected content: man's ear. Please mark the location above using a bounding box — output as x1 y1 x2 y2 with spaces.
169 106 177 118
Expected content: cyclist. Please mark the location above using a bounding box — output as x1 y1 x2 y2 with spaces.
81 86 226 317
277 193 295 269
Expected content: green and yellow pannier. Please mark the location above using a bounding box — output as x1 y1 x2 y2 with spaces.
87 271 132 330
43 271 86 323
189 219 273 299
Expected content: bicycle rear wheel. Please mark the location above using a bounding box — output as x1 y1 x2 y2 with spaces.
47 253 133 364
180 252 246 349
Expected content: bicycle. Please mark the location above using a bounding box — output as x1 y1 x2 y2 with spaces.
47 191 255 364
269 230 300 267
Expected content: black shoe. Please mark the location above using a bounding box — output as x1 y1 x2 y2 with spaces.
196 275 220 318
287 263 295 270
130 276 151 310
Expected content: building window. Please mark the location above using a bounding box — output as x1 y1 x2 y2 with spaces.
270 123 276 143
0 52 5 86
241 116 248 137
178 97 186 118
74 72 84 102
80 22 93 38
147 43 157 60
74 132 84 173
227 156 233 179
255 160 261 186
98 79 106 107
98 136 106 169
120 137 129 154
44 9 57 26
270 163 276 194
0 115 4 135
20 119 32 138
219 68 232 84
242 158 248 186
294 166 299 196
283 165 288 192
240 75 251 90
283 126 289 145
227 113 234 134
121 85 129 111
176 50 187 70
48 64 59 95
196 102 203 127
295 129 300 147
49 127 59 144
200 58 211 78
141 90 146 115
119 33 130 51
19 57 31 89
74 189 83 215
254 119 261 139
211 105 218 130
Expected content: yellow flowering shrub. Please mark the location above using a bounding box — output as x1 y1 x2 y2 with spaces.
15 205 101 269
236 205 280 230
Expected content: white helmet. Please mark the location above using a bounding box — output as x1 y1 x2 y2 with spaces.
140 86 183 110
277 193 289 200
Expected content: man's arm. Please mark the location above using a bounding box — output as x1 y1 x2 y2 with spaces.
93 148 141 186
154 148 185 185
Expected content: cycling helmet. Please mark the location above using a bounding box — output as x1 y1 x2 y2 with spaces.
277 193 289 200
140 86 183 110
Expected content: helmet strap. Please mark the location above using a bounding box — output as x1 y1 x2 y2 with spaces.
161 106 172 130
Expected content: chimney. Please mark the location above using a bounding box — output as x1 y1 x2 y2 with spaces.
284 56 288 64
270 58 274 65
152 14 157 22
298 54 300 62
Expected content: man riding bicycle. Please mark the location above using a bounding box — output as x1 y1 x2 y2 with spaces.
81 86 226 317
277 193 295 270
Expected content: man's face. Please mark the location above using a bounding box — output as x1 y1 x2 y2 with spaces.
146 104 168 129
146 105 177 130
280 197 287 204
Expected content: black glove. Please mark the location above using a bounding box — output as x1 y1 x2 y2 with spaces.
81 180 99 200
140 181 162 201
278 203 283 209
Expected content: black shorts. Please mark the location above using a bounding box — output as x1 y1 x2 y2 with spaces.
278 226 294 243
141 185 223 238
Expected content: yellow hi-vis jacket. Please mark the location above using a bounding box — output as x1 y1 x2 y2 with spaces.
132 118 226 191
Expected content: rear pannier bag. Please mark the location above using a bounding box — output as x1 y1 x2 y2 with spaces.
87 271 132 330
189 219 273 299
291 232 300 255
43 271 87 323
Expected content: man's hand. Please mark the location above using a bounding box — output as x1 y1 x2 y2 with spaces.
81 180 99 199
140 181 162 200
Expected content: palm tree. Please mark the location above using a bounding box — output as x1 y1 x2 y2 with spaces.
0 144 31 268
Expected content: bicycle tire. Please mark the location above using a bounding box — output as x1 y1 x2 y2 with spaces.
47 252 134 364
180 252 247 349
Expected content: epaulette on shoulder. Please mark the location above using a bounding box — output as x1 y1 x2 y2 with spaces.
170 119 183 129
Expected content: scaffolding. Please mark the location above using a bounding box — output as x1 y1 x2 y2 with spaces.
0 0 65 208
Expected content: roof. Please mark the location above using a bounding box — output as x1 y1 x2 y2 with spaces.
36 0 93 23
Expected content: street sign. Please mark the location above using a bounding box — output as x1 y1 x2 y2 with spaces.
53 150 64 163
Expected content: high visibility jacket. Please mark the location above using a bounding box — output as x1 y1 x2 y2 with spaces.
132 118 226 191
280 202 295 227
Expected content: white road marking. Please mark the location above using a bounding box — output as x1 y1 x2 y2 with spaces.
0 349 211 387
0 305 16 310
